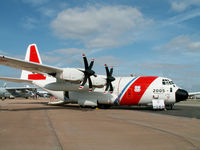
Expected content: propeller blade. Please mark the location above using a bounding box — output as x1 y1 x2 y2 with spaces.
110 66 113 75
83 54 89 70
104 65 115 93
105 82 110 91
88 77 93 90
80 54 96 90
105 64 109 77
80 76 87 87
109 82 113 92
89 58 94 70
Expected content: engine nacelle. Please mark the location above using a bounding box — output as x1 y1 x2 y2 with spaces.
91 75 106 88
57 68 84 82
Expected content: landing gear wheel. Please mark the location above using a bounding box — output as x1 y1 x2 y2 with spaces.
80 105 97 109
166 104 174 110
91 106 97 109
169 104 174 110
97 104 111 109
1 97 6 100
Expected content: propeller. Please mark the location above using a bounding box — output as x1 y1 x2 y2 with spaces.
104 64 115 93
79 54 96 91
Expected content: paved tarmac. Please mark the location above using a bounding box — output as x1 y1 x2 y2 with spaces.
0 98 200 150
112 104 200 119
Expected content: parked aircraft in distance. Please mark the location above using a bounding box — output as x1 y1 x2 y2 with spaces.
37 90 52 98
188 92 200 99
0 83 37 99
0 44 192 109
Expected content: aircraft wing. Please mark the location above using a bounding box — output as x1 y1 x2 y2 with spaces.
6 87 37 90
0 55 63 75
189 92 200 96
0 77 33 83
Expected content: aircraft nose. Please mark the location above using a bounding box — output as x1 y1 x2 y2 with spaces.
175 89 188 102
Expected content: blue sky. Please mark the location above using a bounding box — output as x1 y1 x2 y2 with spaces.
0 0 200 92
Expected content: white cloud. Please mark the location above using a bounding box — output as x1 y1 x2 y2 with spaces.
156 35 200 53
166 9 200 25
40 48 87 67
22 17 38 29
171 1 188 12
40 54 61 64
21 1 68 18
38 7 56 17
40 47 121 70
51 5 153 49
52 48 85 56
170 0 200 12
95 56 121 67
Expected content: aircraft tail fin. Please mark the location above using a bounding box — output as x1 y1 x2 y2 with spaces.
3 83 7 88
21 44 46 80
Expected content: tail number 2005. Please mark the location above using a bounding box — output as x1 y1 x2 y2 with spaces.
153 89 165 93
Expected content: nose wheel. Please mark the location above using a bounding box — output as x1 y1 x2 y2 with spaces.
166 104 174 110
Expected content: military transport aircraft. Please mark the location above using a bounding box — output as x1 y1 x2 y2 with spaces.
0 83 37 99
0 44 189 109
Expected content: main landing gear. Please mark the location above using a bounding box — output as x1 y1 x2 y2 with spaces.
80 104 112 109
97 104 112 109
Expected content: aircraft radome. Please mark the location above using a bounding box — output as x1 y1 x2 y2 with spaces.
0 44 192 109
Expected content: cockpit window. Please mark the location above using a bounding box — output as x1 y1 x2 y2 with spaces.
162 79 174 85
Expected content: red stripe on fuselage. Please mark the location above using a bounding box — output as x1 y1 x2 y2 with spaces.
120 76 158 105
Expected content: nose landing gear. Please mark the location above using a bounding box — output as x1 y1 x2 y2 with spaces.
166 104 174 110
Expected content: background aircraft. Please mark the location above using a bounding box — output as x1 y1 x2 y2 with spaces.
0 83 37 99
36 90 52 98
188 92 200 99
0 44 190 109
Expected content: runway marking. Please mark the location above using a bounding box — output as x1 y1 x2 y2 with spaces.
44 110 63 150
106 114 200 150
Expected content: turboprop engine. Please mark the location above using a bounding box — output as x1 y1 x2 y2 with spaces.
56 68 84 82
44 76 107 91
90 75 106 88
47 55 113 91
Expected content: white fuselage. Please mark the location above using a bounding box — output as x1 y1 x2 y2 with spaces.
32 75 179 107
